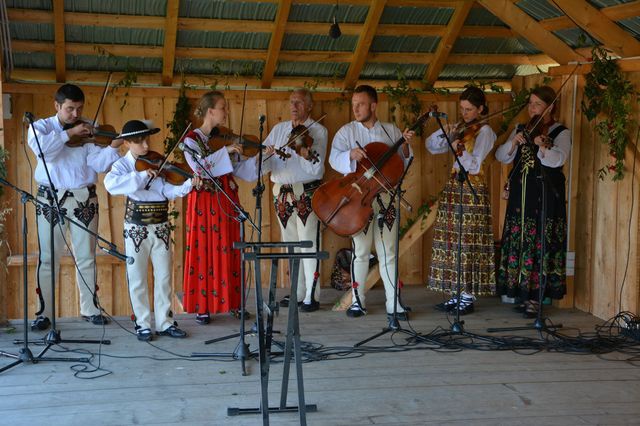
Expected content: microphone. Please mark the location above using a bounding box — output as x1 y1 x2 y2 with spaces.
24 111 35 123
101 246 134 265
178 142 204 160
259 114 266 124
428 111 448 118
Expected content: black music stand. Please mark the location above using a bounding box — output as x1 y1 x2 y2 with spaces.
227 240 328 426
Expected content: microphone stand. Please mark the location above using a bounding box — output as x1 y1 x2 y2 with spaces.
20 115 124 350
488 132 563 333
188 138 261 376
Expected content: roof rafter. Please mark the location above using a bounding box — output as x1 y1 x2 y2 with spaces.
424 0 473 85
540 1 640 32
477 0 584 64
161 0 180 86
261 0 292 89
551 0 640 58
52 0 65 82
343 0 387 90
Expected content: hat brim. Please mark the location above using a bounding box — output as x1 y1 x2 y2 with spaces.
118 127 160 139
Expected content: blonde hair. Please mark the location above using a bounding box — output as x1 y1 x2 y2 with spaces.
195 91 225 119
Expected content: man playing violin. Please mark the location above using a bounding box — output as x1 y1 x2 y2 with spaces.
104 120 199 341
262 88 328 312
27 84 123 331
328 85 414 320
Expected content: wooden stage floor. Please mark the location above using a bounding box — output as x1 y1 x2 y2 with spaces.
2 286 640 425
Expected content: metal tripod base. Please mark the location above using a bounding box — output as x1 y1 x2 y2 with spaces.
355 317 418 347
451 320 464 334
14 328 111 346
228 404 318 416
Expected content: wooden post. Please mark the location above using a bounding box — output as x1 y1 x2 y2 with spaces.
0 66 8 326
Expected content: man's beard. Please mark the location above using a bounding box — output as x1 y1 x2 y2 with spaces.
356 111 372 123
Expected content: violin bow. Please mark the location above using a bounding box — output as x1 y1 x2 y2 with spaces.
262 113 328 163
143 122 192 190
91 72 113 128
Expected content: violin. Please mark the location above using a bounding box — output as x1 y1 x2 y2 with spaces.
64 120 119 148
274 124 320 164
134 151 193 186
451 120 483 157
208 126 263 157
519 114 553 149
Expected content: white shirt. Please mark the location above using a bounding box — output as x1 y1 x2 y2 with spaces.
262 118 328 184
182 128 258 182
329 120 413 175
27 115 121 190
425 124 496 175
495 123 571 168
104 151 193 202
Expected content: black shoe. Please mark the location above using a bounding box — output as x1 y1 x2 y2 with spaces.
230 309 251 320
156 325 187 338
387 311 409 321
300 301 320 312
435 297 458 312
83 314 110 325
346 302 366 318
31 316 51 331
195 313 210 325
137 328 152 342
454 302 474 316
280 296 302 308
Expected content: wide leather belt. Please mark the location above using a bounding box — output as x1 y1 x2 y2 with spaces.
278 179 322 195
125 198 168 225
37 184 96 200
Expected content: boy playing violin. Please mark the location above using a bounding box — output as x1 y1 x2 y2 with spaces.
28 83 123 331
104 120 199 341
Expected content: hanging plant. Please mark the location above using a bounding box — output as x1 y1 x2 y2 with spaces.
0 147 11 236
112 67 138 112
398 196 437 239
381 71 425 135
582 46 637 181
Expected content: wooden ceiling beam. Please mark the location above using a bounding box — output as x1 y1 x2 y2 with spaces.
285 21 361 36
279 51 353 62
175 47 267 61
551 0 640 58
477 0 584 65
424 1 473 85
261 0 292 89
447 53 555 65
343 0 387 90
540 1 640 31
161 0 180 86
52 0 65 82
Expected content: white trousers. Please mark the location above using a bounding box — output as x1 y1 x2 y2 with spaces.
124 221 173 332
273 183 321 304
36 190 100 318
350 194 404 314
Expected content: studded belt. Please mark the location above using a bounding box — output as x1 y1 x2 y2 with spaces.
125 198 169 225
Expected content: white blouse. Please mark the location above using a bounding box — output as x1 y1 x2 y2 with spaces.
495 123 571 168
425 124 496 175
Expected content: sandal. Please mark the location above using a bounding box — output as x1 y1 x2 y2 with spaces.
195 313 211 325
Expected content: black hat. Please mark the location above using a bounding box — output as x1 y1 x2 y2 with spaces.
118 120 160 139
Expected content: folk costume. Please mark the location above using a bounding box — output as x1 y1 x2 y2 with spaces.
182 128 258 318
329 120 413 316
104 143 192 338
262 118 328 308
27 115 120 325
425 124 497 306
495 123 571 302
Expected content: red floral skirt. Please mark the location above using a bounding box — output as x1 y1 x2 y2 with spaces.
183 175 242 314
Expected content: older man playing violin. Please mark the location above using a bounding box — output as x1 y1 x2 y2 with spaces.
261 88 328 312
27 83 124 331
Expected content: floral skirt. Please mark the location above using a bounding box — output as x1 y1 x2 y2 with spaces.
428 175 496 295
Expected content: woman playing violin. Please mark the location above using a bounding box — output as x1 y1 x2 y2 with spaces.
425 86 497 315
262 88 328 312
181 91 260 325
104 120 199 341
495 86 571 318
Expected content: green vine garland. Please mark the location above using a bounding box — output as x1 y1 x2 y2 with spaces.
582 46 637 181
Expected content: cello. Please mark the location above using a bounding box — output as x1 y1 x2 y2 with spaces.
312 111 429 237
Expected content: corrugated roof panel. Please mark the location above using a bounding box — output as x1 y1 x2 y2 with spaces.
281 34 357 52
439 63 518 80
177 30 270 49
379 7 453 25
175 58 263 76
6 0 51 10
370 36 440 53
553 28 599 48
618 17 640 39
587 0 630 7
13 52 54 69
288 4 368 23
179 0 277 20
64 0 166 16
464 7 507 26
67 54 163 73
66 26 164 46
275 61 349 78
360 62 427 80
515 0 562 20
453 37 540 54
9 22 53 41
